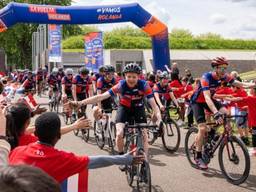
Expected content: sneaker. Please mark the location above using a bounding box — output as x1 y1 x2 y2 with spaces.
249 148 256 157
119 165 127 172
195 158 208 170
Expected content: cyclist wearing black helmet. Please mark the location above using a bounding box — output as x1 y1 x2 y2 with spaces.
72 67 92 103
70 63 162 160
96 65 116 110
153 71 179 111
21 71 36 93
92 66 105 94
191 57 256 169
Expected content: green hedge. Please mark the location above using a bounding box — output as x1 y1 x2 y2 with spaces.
62 35 256 50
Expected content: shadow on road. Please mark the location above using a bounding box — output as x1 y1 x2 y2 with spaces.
202 167 256 191
130 185 165 192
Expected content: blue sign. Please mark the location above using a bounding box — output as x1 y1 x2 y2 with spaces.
48 24 62 62
84 32 103 72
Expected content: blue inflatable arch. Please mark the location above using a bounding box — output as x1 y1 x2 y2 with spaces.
0 2 170 71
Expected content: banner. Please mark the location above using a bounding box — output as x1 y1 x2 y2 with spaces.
48 24 62 63
84 32 104 72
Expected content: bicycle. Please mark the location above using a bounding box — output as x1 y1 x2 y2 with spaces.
184 114 250 185
148 105 181 153
72 105 90 142
123 122 158 192
93 108 117 154
49 87 61 113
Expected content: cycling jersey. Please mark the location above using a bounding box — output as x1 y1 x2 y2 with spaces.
92 73 102 84
62 76 73 96
147 80 155 89
153 82 172 101
57 71 65 84
47 74 59 88
191 72 234 103
97 76 116 93
109 80 153 108
36 71 44 81
23 78 36 91
72 75 92 95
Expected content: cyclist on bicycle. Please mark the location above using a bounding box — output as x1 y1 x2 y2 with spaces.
57 67 65 93
21 71 36 93
47 68 59 100
153 71 179 112
190 57 256 169
62 68 74 100
36 68 44 95
92 66 105 94
72 67 92 103
96 65 116 109
70 63 162 161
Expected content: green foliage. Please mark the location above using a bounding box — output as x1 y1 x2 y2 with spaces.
0 0 74 69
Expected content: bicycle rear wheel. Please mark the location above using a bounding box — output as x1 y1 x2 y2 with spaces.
219 135 250 185
162 119 181 152
137 161 152 192
184 127 198 168
94 121 105 149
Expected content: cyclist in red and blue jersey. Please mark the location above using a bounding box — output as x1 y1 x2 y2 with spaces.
190 57 256 169
21 71 36 93
47 68 59 99
72 67 92 102
92 66 105 94
70 63 162 161
153 71 179 111
36 68 44 95
96 65 116 110
62 68 73 100
57 68 65 92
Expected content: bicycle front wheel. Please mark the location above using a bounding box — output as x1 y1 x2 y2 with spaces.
162 119 181 153
184 127 198 168
94 121 105 149
219 135 250 185
137 161 152 192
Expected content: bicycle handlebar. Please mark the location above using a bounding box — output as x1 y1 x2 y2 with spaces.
124 122 158 129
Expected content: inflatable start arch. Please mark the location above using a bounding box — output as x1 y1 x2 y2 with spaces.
0 2 170 71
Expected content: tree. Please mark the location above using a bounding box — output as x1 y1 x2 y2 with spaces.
0 0 78 69
170 28 193 39
197 32 223 40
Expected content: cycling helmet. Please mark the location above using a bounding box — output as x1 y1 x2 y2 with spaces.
65 68 73 75
79 67 89 75
211 57 229 68
103 65 115 73
159 71 169 79
52 67 58 74
123 63 141 74
99 66 105 73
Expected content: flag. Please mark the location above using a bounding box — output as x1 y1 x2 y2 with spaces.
61 170 88 192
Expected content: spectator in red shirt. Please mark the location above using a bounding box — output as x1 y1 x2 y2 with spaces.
9 112 144 191
6 103 91 150
230 87 256 156
231 86 250 145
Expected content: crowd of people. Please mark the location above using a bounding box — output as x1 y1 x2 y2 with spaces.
0 57 256 191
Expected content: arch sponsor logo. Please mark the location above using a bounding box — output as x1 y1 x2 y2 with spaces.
97 7 121 14
29 5 56 14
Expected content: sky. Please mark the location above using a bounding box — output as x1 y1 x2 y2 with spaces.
72 0 256 40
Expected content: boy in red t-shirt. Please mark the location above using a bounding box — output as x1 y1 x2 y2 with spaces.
9 112 144 191
231 87 256 156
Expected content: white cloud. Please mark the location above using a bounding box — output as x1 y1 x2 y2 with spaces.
72 0 256 39
210 13 227 24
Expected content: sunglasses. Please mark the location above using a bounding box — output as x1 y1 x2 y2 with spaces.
217 66 227 71
67 74 73 76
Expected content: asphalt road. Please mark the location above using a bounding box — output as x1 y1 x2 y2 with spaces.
35 96 256 192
